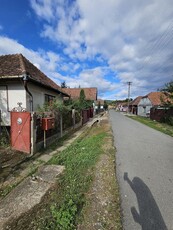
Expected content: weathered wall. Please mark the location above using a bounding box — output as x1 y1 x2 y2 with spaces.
138 97 152 116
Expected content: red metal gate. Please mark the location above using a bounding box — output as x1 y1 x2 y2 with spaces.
11 112 31 154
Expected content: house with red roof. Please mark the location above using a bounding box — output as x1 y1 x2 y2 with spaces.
138 92 171 117
62 87 97 101
129 96 142 115
0 54 69 126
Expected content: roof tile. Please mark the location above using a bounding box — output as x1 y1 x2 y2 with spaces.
145 92 172 106
0 54 67 95
62 88 97 101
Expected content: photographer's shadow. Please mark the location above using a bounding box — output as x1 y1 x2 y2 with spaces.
124 172 167 230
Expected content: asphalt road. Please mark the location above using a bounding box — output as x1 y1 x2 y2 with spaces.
109 110 173 230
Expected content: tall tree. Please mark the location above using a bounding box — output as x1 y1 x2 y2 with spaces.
160 81 173 94
103 100 108 110
61 81 68 88
160 81 173 106
79 89 86 103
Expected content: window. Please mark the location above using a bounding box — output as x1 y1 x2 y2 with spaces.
45 94 55 105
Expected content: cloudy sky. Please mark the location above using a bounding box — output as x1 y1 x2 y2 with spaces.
0 0 173 100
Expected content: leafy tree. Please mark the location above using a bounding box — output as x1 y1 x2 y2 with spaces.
103 100 108 110
98 101 101 112
79 89 86 104
159 81 173 106
61 81 68 88
160 81 173 96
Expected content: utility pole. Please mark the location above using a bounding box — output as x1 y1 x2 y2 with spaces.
127 81 132 113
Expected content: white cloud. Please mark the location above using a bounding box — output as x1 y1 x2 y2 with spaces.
30 0 173 89
30 0 55 22
2 0 173 100
0 36 64 81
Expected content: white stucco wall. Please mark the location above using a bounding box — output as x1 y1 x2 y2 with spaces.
0 82 26 126
138 97 152 116
0 81 63 126
28 83 63 111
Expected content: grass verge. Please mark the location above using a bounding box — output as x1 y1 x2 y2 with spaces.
31 124 122 230
7 120 122 230
128 115 173 137
46 130 106 229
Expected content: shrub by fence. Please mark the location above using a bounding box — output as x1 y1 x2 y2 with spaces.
35 109 82 144
150 107 173 125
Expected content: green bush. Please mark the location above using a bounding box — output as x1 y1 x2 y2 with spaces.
0 127 10 147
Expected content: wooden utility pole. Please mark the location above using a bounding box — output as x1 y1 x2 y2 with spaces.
127 82 132 113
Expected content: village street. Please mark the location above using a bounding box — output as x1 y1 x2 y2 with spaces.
109 110 173 230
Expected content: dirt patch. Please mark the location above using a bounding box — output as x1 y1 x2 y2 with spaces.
78 117 122 230
0 148 28 184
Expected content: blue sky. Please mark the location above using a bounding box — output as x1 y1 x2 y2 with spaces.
0 0 173 100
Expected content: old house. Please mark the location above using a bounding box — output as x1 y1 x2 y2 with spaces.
138 92 170 117
129 96 142 115
62 87 97 101
0 54 69 126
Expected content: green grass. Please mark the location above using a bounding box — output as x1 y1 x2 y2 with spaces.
128 115 173 137
40 130 107 229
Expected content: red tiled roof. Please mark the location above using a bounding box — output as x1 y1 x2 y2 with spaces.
62 87 97 101
130 96 143 106
144 92 171 106
95 99 104 105
0 54 68 96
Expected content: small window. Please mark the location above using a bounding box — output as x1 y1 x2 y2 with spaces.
45 94 55 105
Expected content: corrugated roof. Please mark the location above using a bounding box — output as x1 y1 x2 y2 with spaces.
0 54 68 96
62 87 97 101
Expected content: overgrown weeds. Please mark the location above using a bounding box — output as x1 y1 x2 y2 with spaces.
6 120 122 230
44 131 106 229
0 127 10 148
33 128 106 230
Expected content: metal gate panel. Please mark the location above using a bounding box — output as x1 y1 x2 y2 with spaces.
11 112 31 154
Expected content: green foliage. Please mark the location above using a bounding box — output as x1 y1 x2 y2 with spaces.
160 81 173 93
98 101 101 111
129 115 173 136
103 100 108 110
79 89 86 103
0 127 10 147
61 81 68 88
72 99 93 111
0 184 17 198
37 100 71 116
160 81 173 105
44 131 106 229
161 115 173 126
50 199 77 229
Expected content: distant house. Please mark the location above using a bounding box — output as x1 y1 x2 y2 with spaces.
0 54 69 126
138 92 170 117
129 96 142 115
95 99 104 110
62 87 97 101
116 102 128 112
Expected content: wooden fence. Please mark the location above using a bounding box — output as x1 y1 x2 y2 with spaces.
32 108 94 153
150 107 173 122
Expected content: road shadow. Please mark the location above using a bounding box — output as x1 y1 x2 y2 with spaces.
124 172 167 230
